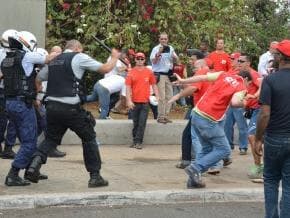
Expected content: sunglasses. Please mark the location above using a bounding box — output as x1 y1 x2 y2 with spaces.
135 58 145 61
230 57 235 60
237 59 247 63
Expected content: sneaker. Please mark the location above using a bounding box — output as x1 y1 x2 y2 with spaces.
223 158 233 167
251 178 264 183
88 174 109 188
110 108 119 114
135 143 143 149
207 168 220 175
239 149 247 155
157 117 167 124
248 165 263 179
164 117 173 123
184 166 205 188
129 143 136 148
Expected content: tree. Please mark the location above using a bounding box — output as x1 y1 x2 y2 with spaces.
46 0 290 84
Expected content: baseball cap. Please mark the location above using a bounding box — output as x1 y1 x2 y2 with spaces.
273 40 290 57
135 52 145 59
230 52 241 60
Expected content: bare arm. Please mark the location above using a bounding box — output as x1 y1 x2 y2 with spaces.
231 91 246 107
168 86 197 104
98 49 120 74
126 85 134 109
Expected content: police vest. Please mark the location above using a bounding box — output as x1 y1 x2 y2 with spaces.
46 52 85 99
0 50 37 98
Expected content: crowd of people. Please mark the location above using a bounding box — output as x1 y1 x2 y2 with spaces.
0 29 289 218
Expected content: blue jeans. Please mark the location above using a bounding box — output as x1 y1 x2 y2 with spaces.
248 108 260 135
264 135 290 218
190 111 231 173
6 100 37 169
87 82 110 119
190 111 201 160
224 107 248 149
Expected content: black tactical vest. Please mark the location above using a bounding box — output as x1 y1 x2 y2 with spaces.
46 52 85 99
1 50 37 99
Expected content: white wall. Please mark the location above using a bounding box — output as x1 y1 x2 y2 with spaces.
0 0 46 47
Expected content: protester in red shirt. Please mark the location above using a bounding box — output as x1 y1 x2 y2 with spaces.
174 70 250 188
126 52 159 149
208 39 231 72
237 53 263 182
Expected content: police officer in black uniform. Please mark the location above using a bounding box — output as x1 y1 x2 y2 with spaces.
25 39 120 187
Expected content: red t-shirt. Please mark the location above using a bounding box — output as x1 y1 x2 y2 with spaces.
208 51 231 72
173 64 185 78
196 72 246 121
227 68 239 75
192 68 211 105
125 67 156 103
245 68 261 109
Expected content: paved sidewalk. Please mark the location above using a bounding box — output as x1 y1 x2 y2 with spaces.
0 144 264 209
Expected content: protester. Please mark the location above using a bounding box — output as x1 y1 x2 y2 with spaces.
207 39 231 72
174 70 250 188
255 39 290 218
126 52 159 149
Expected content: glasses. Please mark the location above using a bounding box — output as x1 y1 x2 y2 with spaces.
135 58 145 61
230 57 235 60
237 59 247 63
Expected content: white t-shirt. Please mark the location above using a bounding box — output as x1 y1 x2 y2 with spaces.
99 74 126 95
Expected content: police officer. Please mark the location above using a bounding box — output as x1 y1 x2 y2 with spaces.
25 39 120 188
0 29 18 159
1 31 57 186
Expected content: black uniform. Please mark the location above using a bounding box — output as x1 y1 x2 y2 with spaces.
26 51 108 187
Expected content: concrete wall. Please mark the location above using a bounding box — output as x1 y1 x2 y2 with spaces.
0 0 46 47
60 120 187 145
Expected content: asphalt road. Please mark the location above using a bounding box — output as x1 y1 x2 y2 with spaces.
0 202 264 218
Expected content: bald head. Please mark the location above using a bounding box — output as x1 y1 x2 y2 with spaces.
50 45 62 54
65 40 83 52
194 59 207 70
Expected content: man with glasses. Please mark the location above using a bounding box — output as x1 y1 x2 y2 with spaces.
237 53 263 182
224 52 248 155
255 39 290 218
150 32 178 124
126 52 159 149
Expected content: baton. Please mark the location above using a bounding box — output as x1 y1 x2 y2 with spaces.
92 35 129 66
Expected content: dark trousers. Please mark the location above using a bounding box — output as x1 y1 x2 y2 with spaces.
131 103 149 144
181 118 192 161
35 101 101 174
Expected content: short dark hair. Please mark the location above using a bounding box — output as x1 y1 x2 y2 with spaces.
238 70 252 81
240 52 251 62
186 49 205 59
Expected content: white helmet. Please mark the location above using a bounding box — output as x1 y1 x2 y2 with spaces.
1 29 18 48
36 47 48 56
18 31 37 52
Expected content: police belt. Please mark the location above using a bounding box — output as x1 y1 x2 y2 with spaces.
46 100 82 111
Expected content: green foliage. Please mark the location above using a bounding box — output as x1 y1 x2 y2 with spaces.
46 0 290 87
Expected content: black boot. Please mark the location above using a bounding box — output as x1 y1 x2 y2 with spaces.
47 147 66 158
1 145 16 159
24 171 48 180
25 156 43 183
88 172 109 188
5 167 30 186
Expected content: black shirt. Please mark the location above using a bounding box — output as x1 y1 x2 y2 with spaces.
259 68 290 136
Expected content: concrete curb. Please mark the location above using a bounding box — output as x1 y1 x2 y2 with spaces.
0 188 264 210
